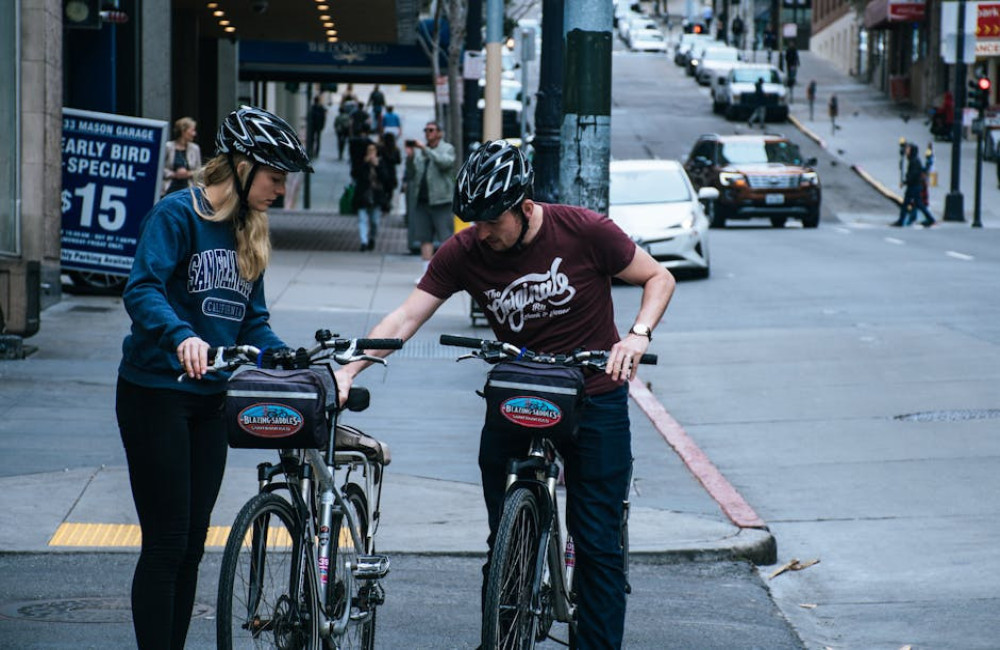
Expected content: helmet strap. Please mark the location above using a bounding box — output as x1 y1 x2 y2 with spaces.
227 153 260 231
510 203 530 252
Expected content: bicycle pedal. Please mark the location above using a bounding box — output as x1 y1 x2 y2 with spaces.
352 554 390 579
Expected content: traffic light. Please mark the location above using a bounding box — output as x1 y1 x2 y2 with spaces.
968 76 991 111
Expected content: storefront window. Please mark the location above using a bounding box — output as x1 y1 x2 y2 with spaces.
0 1 19 255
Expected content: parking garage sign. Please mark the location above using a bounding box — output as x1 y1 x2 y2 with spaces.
60 108 167 276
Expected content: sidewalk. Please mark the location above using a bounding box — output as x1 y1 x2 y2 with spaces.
786 50 1000 226
0 85 774 564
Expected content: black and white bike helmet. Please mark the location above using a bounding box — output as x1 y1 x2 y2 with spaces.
216 106 312 227
453 140 533 224
216 105 313 173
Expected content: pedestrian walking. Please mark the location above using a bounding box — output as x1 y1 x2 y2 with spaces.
404 121 456 282
334 105 351 161
161 117 202 198
763 28 776 62
332 139 676 650
892 142 936 227
784 42 800 98
351 141 394 251
116 106 311 650
307 94 327 159
828 94 839 135
381 105 402 138
367 84 386 133
747 77 767 129
806 80 817 121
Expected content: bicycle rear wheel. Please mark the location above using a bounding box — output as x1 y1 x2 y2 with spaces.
482 487 542 650
329 484 376 650
218 492 320 650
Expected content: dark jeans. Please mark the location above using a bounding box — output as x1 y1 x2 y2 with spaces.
116 378 228 650
899 185 934 225
480 385 632 649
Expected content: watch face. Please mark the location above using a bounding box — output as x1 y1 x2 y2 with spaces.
66 0 90 23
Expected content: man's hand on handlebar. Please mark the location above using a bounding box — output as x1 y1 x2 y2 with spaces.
333 368 355 409
608 334 651 383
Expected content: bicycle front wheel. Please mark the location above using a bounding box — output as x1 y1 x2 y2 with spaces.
329 484 376 650
217 492 320 650
482 487 542 650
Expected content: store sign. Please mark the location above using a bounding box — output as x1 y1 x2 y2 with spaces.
60 108 167 277
942 1 1000 60
888 0 926 21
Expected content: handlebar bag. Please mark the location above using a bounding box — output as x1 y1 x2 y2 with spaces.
483 360 585 442
225 367 333 449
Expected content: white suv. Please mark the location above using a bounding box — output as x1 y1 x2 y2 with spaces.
715 64 788 121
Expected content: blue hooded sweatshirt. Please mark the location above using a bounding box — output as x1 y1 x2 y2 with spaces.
118 189 285 394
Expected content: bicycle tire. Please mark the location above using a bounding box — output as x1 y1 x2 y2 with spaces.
482 487 542 650
329 484 376 650
217 492 320 650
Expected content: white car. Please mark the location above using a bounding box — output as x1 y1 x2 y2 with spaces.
695 47 741 86
628 28 667 53
673 33 712 66
716 64 788 121
609 160 718 278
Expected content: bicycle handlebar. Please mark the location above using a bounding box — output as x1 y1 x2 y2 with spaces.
179 332 405 381
439 334 657 368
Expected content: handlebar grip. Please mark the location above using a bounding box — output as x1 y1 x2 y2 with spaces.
356 338 404 350
639 353 658 365
207 347 219 359
439 334 483 348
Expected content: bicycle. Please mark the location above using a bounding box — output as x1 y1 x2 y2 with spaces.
439 334 656 649
206 330 403 650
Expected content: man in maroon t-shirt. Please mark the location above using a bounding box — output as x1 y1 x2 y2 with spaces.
334 141 675 649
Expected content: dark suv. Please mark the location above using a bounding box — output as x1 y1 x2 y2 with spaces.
684 134 821 228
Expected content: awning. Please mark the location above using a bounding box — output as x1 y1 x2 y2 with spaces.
865 0 926 29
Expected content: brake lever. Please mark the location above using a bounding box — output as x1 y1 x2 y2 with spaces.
455 352 480 362
335 353 388 366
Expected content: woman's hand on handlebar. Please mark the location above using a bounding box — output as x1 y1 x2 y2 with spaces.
608 334 650 383
177 336 211 380
333 367 355 408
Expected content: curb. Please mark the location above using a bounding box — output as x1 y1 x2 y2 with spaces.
787 114 904 208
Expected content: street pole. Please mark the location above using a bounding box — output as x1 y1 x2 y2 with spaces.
462 0 483 156
560 1 612 213
945 0 967 222
974 118 984 227
533 0 564 203
483 0 503 141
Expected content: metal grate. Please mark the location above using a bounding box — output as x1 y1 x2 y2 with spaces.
747 174 798 189
894 409 1000 422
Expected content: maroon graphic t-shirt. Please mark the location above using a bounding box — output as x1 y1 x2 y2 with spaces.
419 203 637 394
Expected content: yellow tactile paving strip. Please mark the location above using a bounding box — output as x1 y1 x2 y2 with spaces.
48 523 294 548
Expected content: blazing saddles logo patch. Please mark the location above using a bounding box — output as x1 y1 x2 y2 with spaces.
237 403 305 438
499 396 564 429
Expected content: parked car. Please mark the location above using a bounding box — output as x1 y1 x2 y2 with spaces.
673 33 712 66
695 47 741 86
683 134 821 228
629 28 668 52
609 159 718 278
716 64 788 121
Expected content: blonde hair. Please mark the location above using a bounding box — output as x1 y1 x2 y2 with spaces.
193 154 271 281
173 117 196 140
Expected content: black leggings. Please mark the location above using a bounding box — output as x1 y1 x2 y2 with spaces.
116 378 227 650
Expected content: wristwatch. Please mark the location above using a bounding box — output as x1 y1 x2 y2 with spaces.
629 324 652 341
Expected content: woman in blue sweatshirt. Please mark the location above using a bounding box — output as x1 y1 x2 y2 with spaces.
116 106 313 650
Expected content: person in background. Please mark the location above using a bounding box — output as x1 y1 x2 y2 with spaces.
382 105 402 138
892 142 936 227
117 106 312 649
806 80 817 121
747 78 767 130
828 94 839 135
307 94 328 159
404 121 456 282
351 141 394 251
162 117 202 198
367 84 386 133
334 105 352 161
378 131 402 215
